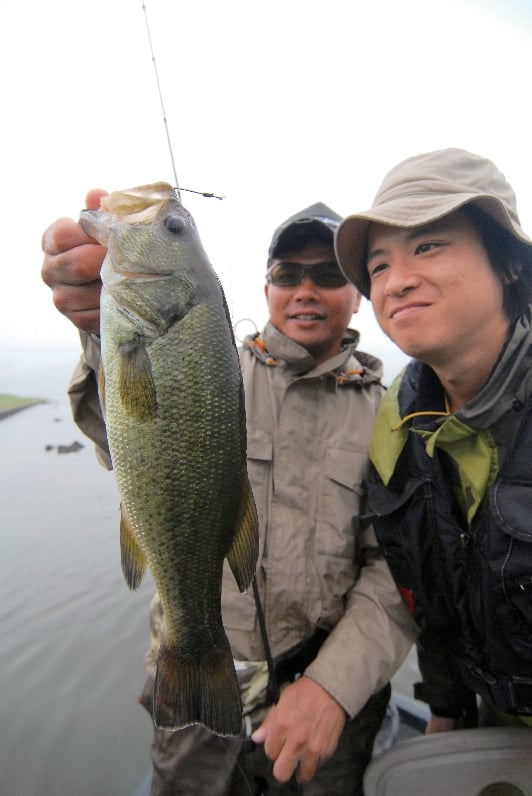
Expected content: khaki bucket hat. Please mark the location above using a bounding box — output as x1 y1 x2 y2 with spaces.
335 148 532 298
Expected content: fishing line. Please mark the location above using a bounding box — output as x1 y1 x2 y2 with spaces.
141 1 224 201
141 1 180 200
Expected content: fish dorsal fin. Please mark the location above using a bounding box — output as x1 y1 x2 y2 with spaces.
226 474 259 593
118 337 157 422
101 183 174 216
120 503 148 590
100 183 175 224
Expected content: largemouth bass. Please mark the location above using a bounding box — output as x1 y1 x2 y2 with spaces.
79 183 259 736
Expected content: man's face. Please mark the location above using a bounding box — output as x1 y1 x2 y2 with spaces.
265 241 361 365
366 209 509 368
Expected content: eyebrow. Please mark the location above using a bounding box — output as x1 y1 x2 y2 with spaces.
366 220 455 264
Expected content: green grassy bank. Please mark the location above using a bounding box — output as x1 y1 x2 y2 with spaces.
0 394 45 419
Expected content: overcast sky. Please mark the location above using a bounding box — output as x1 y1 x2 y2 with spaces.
1 0 531 384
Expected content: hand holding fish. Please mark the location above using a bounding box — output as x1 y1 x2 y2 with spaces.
41 189 108 333
251 675 346 784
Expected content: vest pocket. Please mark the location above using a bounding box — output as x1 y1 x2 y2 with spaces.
369 473 465 630
486 482 532 649
490 481 532 542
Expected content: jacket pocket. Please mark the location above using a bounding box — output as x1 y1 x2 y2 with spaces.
316 448 369 600
325 445 368 492
246 430 272 541
221 560 257 631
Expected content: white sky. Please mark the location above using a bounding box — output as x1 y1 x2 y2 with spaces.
1 0 531 383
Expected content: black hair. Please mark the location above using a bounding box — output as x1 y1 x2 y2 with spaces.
464 204 532 320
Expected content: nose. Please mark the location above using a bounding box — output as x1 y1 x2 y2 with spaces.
382 257 420 297
293 272 321 299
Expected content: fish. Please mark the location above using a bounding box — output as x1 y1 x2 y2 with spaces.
79 183 259 736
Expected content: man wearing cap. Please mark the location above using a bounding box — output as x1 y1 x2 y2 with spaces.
41 198 417 794
336 148 532 732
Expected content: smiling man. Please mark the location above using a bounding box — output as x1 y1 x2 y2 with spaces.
336 148 532 732
41 199 417 795
264 207 361 363
365 211 510 403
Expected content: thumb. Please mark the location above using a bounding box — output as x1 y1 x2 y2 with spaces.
251 724 267 744
85 188 109 210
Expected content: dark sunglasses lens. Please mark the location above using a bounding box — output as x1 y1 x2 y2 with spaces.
269 264 304 286
268 262 347 288
312 264 347 288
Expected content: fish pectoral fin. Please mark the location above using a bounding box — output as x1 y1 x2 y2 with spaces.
118 337 157 422
226 474 259 593
120 504 148 590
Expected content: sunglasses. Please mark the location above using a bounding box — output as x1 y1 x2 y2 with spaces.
266 261 348 289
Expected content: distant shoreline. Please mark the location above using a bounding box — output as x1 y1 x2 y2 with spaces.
0 400 46 422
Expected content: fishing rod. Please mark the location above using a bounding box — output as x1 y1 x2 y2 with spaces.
141 1 224 201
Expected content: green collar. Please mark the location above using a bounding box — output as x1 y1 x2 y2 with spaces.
370 372 498 526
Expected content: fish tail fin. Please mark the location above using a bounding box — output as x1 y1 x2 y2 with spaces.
153 641 243 737
227 474 259 593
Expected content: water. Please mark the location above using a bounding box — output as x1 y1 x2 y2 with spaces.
0 394 155 796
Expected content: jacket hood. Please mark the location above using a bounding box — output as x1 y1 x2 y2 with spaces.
243 321 383 386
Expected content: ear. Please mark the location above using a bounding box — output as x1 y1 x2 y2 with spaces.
501 260 524 285
264 283 270 302
351 287 362 314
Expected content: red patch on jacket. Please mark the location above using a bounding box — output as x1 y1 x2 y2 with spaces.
400 586 415 615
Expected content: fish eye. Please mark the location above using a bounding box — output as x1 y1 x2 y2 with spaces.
164 215 186 235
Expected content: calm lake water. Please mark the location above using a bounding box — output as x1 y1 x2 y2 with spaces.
1 393 155 796
0 347 422 796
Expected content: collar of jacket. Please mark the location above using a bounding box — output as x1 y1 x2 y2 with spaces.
370 366 500 524
370 305 532 490
242 320 384 386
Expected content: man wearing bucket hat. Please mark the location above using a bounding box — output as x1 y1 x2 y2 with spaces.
336 148 532 731
41 198 418 794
